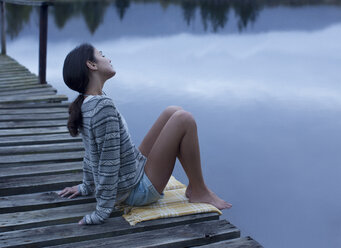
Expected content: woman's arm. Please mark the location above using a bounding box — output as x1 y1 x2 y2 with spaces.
59 148 95 199
78 159 95 196
82 100 121 225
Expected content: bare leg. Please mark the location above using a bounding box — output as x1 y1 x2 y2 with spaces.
139 106 196 198
144 110 232 210
139 106 191 197
139 106 182 158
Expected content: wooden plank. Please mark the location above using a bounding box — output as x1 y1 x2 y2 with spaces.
0 73 33 78
0 87 56 96
0 62 27 65
0 215 223 248
0 58 22 63
0 60 17 64
0 191 95 214
0 126 69 137
0 73 36 79
0 66 29 70
0 112 68 121
0 65 31 70
0 64 29 67
0 72 30 76
0 66 31 70
0 67 29 70
0 73 35 79
193 237 263 248
0 62 29 66
0 133 80 145
0 64 19 67
0 81 40 88
0 94 68 104
0 203 93 232
0 77 38 84
0 150 84 166
0 203 124 232
0 68 32 73
0 102 69 109
0 68 32 72
0 69 31 73
0 64 26 67
48 219 239 248
0 62 28 66
0 68 27 72
0 63 28 67
0 107 68 115
0 141 84 155
0 70 34 75
0 119 67 129
0 83 41 90
0 59 23 63
0 171 82 196
1 90 57 98
0 83 52 92
0 88 57 96
0 58 27 63
0 161 82 179
0 55 17 61
0 76 37 81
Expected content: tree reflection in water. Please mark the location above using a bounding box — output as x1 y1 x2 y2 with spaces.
5 4 32 39
3 0 341 38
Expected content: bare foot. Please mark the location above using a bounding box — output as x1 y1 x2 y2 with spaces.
189 188 232 210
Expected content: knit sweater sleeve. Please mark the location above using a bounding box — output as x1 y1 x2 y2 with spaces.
78 159 95 196
83 99 121 225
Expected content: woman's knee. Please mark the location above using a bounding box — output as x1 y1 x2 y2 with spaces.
163 105 183 118
173 110 197 128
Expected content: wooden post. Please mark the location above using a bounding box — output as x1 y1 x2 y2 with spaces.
39 4 48 84
1 1 6 55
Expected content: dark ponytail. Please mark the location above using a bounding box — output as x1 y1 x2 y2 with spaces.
63 43 96 137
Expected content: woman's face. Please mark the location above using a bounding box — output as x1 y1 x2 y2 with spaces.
93 48 116 80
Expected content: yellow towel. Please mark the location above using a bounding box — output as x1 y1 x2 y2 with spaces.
119 176 222 226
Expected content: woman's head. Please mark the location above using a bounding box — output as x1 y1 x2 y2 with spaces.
64 44 116 137
63 43 95 94
89 48 116 82
63 43 97 137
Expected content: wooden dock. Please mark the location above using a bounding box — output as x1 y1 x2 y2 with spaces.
0 54 262 247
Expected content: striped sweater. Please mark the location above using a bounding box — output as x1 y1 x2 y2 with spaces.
77 95 146 224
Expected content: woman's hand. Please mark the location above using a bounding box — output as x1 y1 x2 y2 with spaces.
58 185 80 199
78 218 86 225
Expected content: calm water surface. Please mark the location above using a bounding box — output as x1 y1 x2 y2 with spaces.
4 1 341 247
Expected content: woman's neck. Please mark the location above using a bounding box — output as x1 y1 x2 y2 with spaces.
86 79 104 96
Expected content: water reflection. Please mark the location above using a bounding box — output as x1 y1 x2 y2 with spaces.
7 23 341 111
5 0 341 39
234 0 259 31
5 4 32 39
115 0 130 20
52 2 111 33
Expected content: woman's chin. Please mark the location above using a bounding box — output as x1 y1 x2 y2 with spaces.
106 70 116 80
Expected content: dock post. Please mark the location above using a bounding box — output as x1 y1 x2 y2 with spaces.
39 4 48 84
1 1 6 55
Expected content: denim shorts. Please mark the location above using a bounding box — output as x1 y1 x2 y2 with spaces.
123 172 164 206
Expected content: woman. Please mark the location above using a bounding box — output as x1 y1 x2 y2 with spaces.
59 43 232 225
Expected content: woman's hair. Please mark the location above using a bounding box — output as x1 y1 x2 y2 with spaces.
63 43 96 137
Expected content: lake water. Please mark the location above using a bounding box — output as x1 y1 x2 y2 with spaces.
4 1 341 247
